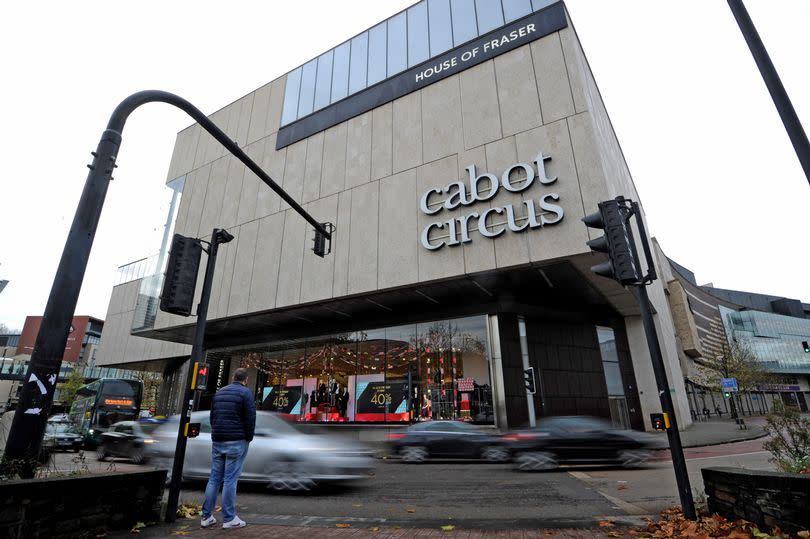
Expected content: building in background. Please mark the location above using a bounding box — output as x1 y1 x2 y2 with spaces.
96 0 696 433
664 252 810 417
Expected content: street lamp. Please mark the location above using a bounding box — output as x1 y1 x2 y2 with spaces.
1 91 332 478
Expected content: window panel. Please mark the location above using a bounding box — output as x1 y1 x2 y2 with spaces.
331 41 350 102
387 12 408 76
475 0 505 34
531 0 556 11
407 2 430 67
349 32 369 94
313 50 334 110
368 22 387 86
281 67 302 125
297 58 317 117
450 0 478 46
428 0 453 57
502 0 532 22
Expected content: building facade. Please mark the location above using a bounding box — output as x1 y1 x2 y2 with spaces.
97 0 692 433
665 257 810 417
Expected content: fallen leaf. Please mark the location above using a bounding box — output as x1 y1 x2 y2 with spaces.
797 532 810 539
352 503 363 507
130 521 146 534
336 523 351 528
607 532 622 538
407 508 416 513
369 527 380 532
172 533 192 536
599 520 615 528
617 485 629 490
441 525 456 531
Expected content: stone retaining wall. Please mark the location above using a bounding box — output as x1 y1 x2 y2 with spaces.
702 466 810 533
0 469 166 538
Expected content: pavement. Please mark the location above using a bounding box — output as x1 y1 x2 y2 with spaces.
651 417 767 448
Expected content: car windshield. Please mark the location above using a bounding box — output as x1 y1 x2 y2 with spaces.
47 423 77 434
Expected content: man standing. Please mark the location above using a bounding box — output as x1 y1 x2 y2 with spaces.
201 368 256 529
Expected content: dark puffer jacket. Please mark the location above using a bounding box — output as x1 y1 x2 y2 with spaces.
210 382 256 442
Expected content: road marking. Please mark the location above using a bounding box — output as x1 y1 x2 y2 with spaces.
567 471 649 516
686 450 768 461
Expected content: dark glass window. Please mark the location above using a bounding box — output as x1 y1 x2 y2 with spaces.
387 12 408 76
313 51 334 110
531 0 556 11
475 0 505 34
407 1 430 68
297 58 318 117
451 0 478 46
331 41 351 102
428 0 454 56
502 0 532 22
281 67 302 125
368 22 387 86
349 32 369 94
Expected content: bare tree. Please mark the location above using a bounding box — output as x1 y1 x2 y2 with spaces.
694 339 771 418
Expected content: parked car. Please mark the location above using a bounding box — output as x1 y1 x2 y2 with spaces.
502 416 663 471
147 411 374 491
96 420 162 464
43 422 83 452
387 420 509 463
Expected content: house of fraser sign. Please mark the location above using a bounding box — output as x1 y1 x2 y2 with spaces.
419 152 564 251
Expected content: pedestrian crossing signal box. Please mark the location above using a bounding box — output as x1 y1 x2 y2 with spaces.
650 412 669 431
185 422 201 438
191 362 210 391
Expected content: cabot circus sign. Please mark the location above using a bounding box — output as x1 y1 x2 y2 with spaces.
420 152 564 251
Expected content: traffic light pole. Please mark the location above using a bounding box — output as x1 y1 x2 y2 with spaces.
165 228 230 523
0 90 331 478
632 286 697 520
627 204 696 520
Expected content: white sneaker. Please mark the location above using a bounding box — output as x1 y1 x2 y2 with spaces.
200 515 217 528
222 517 246 529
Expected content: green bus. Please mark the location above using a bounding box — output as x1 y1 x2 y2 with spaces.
68 378 144 448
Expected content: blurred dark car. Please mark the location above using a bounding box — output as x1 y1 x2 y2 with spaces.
503 416 663 471
387 420 509 463
147 411 374 491
97 420 162 464
43 422 83 452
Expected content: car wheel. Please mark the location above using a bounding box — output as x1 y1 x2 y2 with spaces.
266 462 315 492
618 449 652 468
96 446 108 461
481 445 510 463
131 449 146 465
515 451 558 471
400 446 429 463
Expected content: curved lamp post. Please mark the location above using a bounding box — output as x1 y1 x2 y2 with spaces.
1 91 331 478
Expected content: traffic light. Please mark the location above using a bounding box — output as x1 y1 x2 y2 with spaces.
723 391 732 399
191 362 210 391
650 412 669 431
160 234 202 316
185 422 201 438
312 222 334 258
523 367 536 394
803 341 810 353
582 199 640 285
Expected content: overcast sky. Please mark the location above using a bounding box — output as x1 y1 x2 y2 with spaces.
1 1 808 331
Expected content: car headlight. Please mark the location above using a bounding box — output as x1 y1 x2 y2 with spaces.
88 429 94 434
143 439 156 444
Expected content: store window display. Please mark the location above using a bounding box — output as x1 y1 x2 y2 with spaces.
218 316 493 424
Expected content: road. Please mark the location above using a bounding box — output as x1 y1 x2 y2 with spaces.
159 436 772 528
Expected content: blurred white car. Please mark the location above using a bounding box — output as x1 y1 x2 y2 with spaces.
148 411 374 491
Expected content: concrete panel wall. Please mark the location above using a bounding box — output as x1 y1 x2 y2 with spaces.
96 280 191 367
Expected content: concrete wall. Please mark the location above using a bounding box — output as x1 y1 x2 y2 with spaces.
95 279 190 367
152 22 609 332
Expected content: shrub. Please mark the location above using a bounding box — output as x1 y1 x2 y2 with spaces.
763 400 810 474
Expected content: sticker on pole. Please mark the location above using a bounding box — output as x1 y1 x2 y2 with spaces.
721 377 738 392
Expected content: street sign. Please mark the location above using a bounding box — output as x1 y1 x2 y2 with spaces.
721 377 738 392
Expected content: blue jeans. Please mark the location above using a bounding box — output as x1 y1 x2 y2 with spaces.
202 440 249 523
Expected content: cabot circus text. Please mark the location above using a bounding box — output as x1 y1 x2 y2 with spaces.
420 152 564 251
